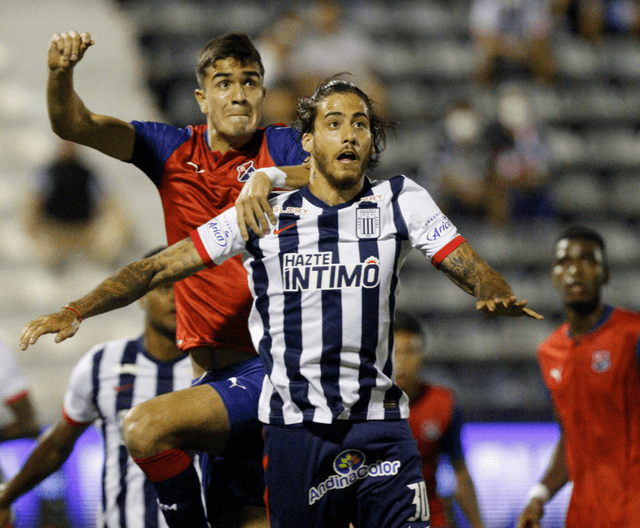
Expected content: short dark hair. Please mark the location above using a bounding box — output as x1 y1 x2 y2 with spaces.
143 246 167 259
556 226 606 255
292 76 395 170
196 32 264 88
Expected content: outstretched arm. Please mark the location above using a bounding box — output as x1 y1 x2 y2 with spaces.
20 238 205 350
236 163 310 241
517 432 569 528
438 242 543 319
0 418 88 527
47 30 135 160
0 394 39 442
452 459 486 528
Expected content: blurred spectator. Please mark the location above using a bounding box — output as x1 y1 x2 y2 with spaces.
23 141 138 273
288 0 388 115
431 100 491 224
484 84 554 227
394 312 486 528
256 9 304 125
553 0 640 41
470 0 557 84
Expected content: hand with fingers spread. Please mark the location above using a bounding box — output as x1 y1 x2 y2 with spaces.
20 307 81 350
48 30 94 73
476 295 543 320
236 170 276 241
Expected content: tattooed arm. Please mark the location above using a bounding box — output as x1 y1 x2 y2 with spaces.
20 238 206 349
439 242 543 320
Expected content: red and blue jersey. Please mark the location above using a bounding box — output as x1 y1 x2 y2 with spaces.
128 122 304 353
538 305 640 526
408 384 464 528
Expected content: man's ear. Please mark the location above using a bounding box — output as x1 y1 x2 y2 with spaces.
302 132 313 154
195 89 208 115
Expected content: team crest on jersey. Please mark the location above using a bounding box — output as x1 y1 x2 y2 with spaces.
308 449 401 505
591 350 611 373
356 207 380 239
236 160 257 182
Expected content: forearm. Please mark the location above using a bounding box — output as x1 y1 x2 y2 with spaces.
439 242 513 300
454 470 485 528
538 434 570 498
0 426 76 508
281 163 310 190
47 69 88 140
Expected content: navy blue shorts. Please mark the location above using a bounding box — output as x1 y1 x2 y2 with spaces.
264 420 431 528
192 356 266 519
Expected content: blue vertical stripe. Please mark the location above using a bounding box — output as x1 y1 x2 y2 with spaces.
317 209 344 419
91 348 107 518
351 200 382 419
384 177 408 418
114 340 139 528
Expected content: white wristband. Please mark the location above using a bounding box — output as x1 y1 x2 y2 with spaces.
526 483 550 503
259 166 287 189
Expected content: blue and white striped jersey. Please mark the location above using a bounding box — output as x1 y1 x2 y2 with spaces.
193 175 464 426
63 336 192 528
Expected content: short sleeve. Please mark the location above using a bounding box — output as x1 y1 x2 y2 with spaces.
396 177 464 266
439 407 465 462
192 207 246 267
62 350 99 425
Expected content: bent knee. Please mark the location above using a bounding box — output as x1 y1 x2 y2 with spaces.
123 402 172 458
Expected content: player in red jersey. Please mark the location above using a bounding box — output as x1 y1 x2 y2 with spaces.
394 311 486 528
46 30 308 528
517 226 640 527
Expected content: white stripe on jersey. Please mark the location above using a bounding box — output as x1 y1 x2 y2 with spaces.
64 336 192 528
194 175 462 426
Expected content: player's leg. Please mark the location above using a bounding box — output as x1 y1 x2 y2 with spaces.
263 423 355 528
124 356 267 528
354 421 431 528
123 383 228 528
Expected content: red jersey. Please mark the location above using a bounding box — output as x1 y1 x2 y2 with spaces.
538 305 640 526
408 384 464 528
129 122 304 353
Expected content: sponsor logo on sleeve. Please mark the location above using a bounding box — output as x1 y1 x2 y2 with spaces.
426 217 453 242
207 218 231 248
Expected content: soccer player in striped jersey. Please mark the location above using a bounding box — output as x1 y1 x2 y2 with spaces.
518 227 640 527
394 311 485 528
46 30 308 527
1 248 192 528
23 79 542 527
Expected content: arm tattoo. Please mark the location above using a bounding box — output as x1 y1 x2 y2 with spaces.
439 242 513 301
70 238 205 319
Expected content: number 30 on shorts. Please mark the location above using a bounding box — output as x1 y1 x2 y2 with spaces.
407 481 430 522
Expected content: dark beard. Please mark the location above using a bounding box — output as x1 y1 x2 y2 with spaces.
314 151 367 191
566 300 599 316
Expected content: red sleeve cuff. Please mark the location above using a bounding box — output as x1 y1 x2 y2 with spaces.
432 236 466 269
190 231 216 269
5 389 29 405
62 405 92 428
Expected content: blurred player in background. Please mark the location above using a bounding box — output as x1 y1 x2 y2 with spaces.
518 226 640 527
46 29 308 527
0 247 192 528
394 311 486 528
